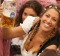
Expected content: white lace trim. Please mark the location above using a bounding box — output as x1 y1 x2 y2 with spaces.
20 16 35 34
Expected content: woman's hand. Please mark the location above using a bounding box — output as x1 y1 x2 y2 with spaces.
2 16 40 39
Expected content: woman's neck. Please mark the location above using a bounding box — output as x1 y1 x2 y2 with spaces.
37 27 52 40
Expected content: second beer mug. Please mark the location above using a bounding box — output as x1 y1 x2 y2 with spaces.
2 0 16 28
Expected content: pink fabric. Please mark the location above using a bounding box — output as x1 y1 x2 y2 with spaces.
16 0 29 16
0 27 3 56
3 39 10 56
16 0 57 16
0 27 10 56
38 0 57 7
0 2 12 56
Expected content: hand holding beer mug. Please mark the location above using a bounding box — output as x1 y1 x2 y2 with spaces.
1 0 16 28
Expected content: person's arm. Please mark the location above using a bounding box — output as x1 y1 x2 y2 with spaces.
38 45 58 56
45 45 57 50
40 49 58 56
3 16 40 39
3 26 25 39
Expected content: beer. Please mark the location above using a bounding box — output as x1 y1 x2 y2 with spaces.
2 14 16 28
1 0 16 28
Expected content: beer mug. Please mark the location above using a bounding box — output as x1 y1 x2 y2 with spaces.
1 0 16 28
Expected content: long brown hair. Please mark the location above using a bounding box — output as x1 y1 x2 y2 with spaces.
24 19 40 50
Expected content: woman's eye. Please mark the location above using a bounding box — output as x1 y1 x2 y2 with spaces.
46 15 50 18
52 18 57 22
24 13 27 16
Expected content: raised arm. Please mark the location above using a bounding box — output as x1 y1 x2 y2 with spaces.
0 4 40 39
2 16 40 39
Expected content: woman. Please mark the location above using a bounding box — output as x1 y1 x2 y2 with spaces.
15 0 43 26
2 4 60 56
36 5 60 56
11 0 43 56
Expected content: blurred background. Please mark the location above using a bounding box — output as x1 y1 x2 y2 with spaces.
57 0 60 6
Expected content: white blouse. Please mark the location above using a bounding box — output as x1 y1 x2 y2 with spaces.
11 16 36 45
12 16 40 56
20 16 39 56
20 16 36 34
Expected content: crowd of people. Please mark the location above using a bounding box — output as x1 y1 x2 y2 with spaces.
0 0 60 56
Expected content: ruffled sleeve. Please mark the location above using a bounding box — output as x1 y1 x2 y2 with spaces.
20 16 35 34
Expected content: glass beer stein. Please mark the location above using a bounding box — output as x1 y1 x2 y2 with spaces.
2 0 16 28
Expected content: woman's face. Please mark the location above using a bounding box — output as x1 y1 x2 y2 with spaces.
22 7 37 21
40 9 59 32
